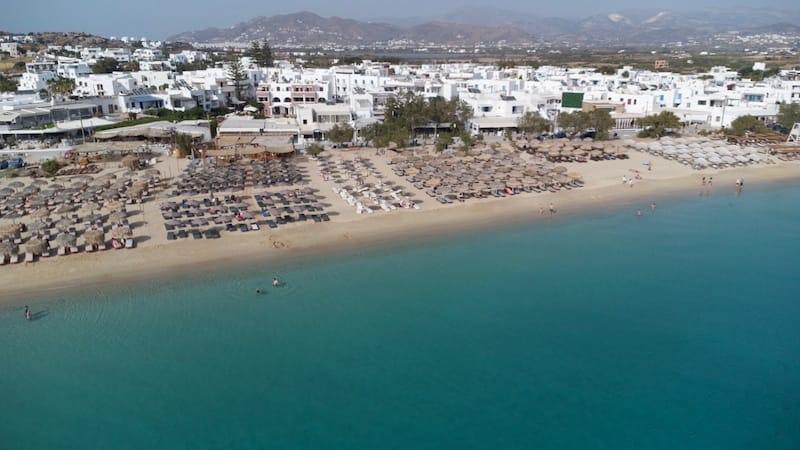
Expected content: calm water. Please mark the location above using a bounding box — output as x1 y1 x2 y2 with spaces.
2 183 799 449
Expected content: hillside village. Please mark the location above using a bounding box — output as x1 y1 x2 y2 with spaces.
1 35 799 152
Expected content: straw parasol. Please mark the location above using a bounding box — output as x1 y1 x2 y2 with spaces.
25 238 48 256
51 233 76 249
83 230 105 247
110 226 132 239
108 211 128 223
0 223 23 239
28 220 50 233
30 207 51 219
55 217 75 232
0 241 18 257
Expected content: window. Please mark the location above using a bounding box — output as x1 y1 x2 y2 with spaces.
697 100 707 106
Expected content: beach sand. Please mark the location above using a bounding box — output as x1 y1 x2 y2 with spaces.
1 144 798 303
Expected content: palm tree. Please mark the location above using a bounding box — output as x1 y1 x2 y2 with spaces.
46 77 76 102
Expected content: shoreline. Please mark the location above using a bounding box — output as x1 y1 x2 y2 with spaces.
1 155 798 306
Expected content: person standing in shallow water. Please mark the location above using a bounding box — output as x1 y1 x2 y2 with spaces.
25 306 31 321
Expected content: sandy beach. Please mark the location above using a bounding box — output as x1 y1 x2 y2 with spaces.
1 142 798 304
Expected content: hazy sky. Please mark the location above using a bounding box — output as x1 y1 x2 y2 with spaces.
1 0 794 39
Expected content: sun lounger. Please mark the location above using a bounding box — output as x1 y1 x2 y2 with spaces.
10 254 19 264
125 238 135 249
70 245 79 254
166 232 176 241
98 243 107 251
25 252 34 263
57 247 67 256
0 256 5 265
250 223 260 230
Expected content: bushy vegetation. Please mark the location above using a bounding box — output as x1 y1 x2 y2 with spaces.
638 111 681 138
724 115 769 136
558 109 614 140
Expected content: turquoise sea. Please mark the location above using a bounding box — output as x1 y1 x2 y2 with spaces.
2 182 799 449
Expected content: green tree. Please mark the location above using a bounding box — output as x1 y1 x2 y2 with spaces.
326 123 354 145
0 74 17 93
41 159 62 176
597 66 617 75
516 112 550 136
637 111 681 138
725 115 769 136
92 57 120 74
246 40 273 68
175 133 194 158
435 132 453 152
306 143 324 157
209 119 218 139
226 56 249 103
776 103 800 132
46 76 76 101
586 109 614 140
557 111 588 136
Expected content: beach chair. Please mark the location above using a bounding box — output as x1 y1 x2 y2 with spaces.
86 244 95 252
0 255 5 265
10 254 19 264
24 252 34 263
125 238 135 249
57 247 67 256
98 243 107 251
70 245 79 254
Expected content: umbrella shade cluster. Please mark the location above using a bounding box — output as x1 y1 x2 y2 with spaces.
524 138 628 162
389 149 583 201
170 158 305 198
624 137 765 169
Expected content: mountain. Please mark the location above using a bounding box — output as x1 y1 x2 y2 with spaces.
167 9 800 47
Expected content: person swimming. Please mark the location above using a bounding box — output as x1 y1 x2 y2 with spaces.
272 277 280 287
256 289 262 295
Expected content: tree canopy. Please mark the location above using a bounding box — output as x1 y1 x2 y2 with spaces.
0 74 17 93
226 56 249 102
777 103 800 132
558 109 614 139
46 76 76 99
516 112 551 136
326 123 354 144
361 93 473 149
637 111 681 138
92 57 120 74
246 40 273 68
725 115 769 136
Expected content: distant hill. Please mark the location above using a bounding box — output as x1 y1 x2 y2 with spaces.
167 9 800 47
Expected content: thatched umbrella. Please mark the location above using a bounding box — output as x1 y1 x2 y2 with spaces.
28 220 50 233
54 204 74 214
83 230 105 247
0 223 23 239
108 211 128 223
0 241 18 257
30 207 51 219
553 166 568 173
8 181 24 191
51 233 76 249
111 226 132 239
55 217 75 232
25 238 48 256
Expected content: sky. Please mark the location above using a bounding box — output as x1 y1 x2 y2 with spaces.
0 0 795 40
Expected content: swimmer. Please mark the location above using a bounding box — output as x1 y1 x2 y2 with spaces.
25 306 31 321
272 277 280 287
650 202 656 211
256 289 262 295
636 209 642 217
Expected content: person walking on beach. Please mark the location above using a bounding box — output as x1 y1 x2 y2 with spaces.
708 176 713 186
25 306 31 321
548 203 556 215
622 175 628 185
628 178 634 188
702 176 706 186
636 209 642 217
